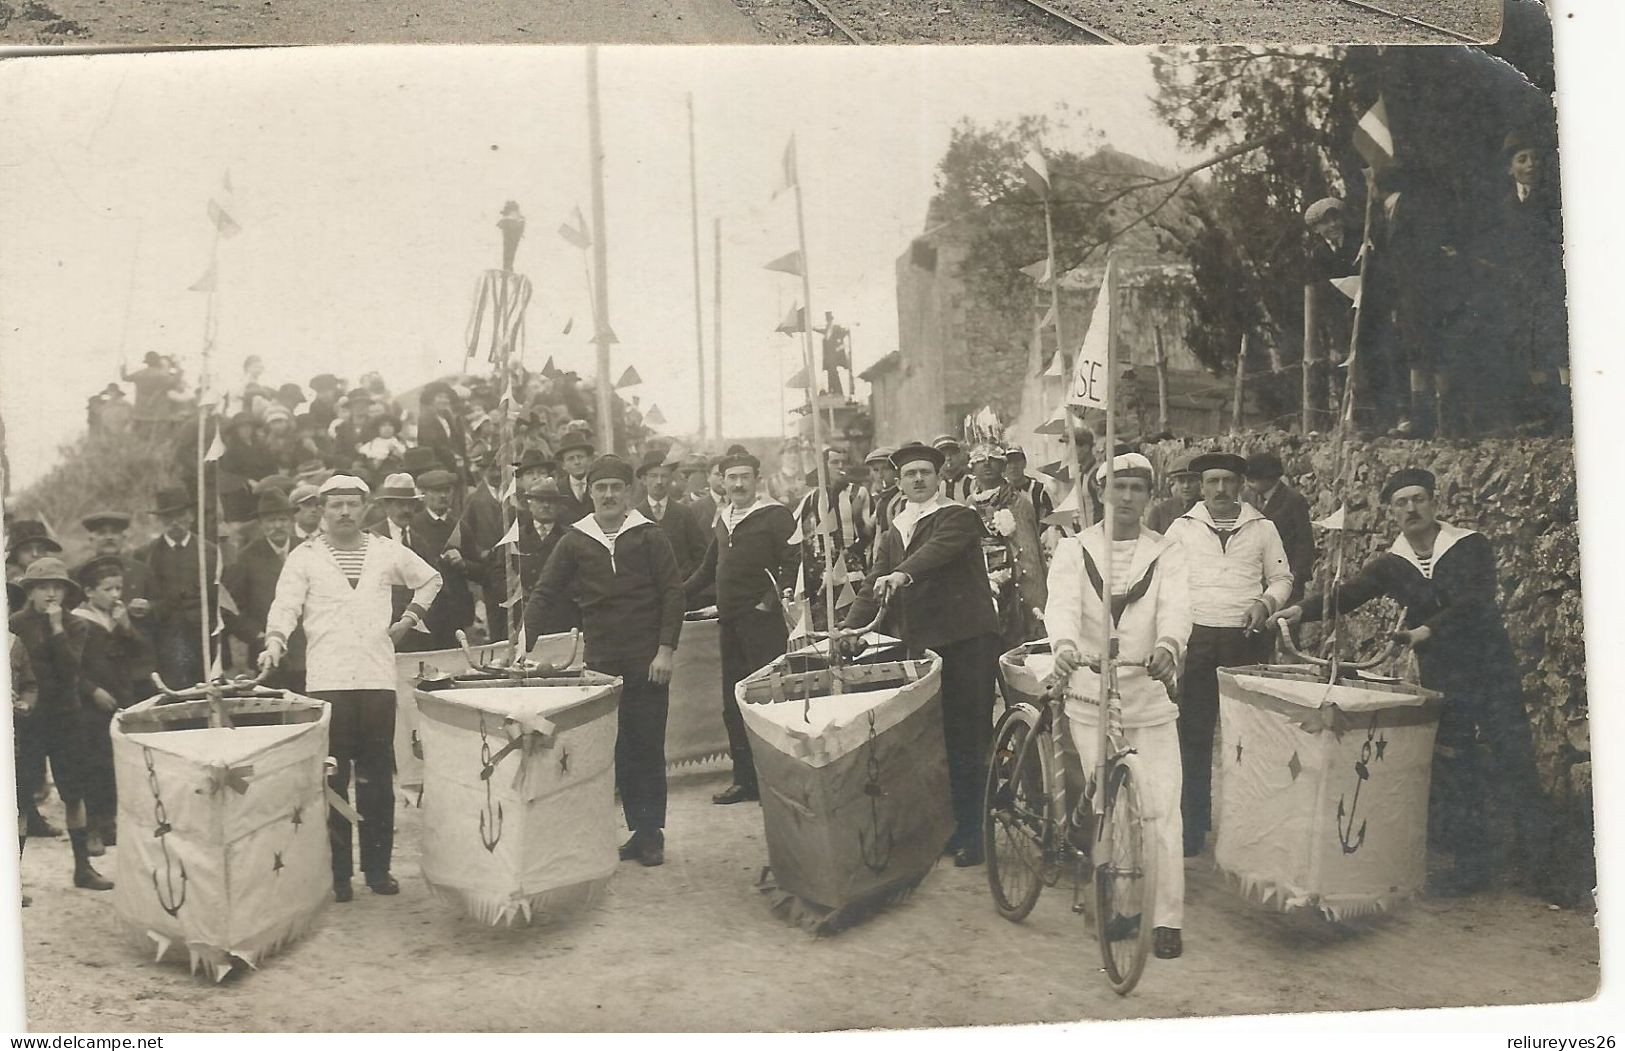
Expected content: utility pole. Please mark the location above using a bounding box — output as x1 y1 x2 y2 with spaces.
586 48 616 451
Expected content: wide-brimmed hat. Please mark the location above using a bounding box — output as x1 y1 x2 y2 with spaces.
1190 452 1248 479
17 557 79 599
513 447 557 473
376 473 422 502
555 430 595 458
101 383 126 397
80 510 131 533
254 490 295 517
416 469 458 492
634 450 676 478
153 487 193 516
522 478 569 505
891 442 945 472
6 520 62 561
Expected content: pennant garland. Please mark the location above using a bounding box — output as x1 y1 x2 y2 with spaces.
775 304 805 335
763 250 804 277
616 366 643 389
1353 96 1394 172
207 172 241 240
557 206 592 250
644 404 666 427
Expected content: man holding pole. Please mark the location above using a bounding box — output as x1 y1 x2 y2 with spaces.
841 441 1000 867
260 474 442 902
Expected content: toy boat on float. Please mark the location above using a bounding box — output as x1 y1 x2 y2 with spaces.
111 676 331 982
410 632 620 926
737 625 953 934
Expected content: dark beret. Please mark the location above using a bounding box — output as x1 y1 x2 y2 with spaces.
1380 468 1436 503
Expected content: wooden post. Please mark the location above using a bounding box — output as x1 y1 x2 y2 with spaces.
1302 284 1317 434
586 48 617 452
496 203 526 654
1230 331 1248 434
195 222 222 683
713 217 723 443
687 95 707 441
1152 325 1169 434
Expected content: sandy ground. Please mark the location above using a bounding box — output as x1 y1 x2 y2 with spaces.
18 762 1599 1033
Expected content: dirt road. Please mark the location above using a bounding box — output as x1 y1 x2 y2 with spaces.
18 764 1597 1032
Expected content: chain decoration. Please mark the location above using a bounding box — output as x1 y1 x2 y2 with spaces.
144 747 187 917
477 715 504 853
857 709 894 875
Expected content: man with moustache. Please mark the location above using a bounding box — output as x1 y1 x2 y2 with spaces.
525 456 684 866
1163 452 1293 857
683 446 799 805
140 488 219 688
407 469 478 650
554 430 597 525
224 490 308 692
290 483 324 544
261 475 442 901
635 451 708 583
1146 453 1201 536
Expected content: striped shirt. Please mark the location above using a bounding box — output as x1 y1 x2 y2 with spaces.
1414 552 1435 580
1110 538 1139 595
322 534 369 587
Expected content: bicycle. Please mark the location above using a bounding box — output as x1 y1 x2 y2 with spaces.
983 639 1162 995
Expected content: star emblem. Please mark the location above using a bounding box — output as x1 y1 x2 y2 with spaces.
1287 751 1303 781
1235 741 1244 764
290 806 304 831
272 851 285 875
1374 735 1388 761
558 747 571 776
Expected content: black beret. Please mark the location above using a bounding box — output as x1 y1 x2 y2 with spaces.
1190 452 1248 478
1380 468 1436 503
586 455 634 485
890 441 945 472
718 445 760 474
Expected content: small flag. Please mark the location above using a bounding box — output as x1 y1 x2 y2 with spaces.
764 250 804 277
203 429 226 462
1330 275 1362 304
495 519 521 547
773 135 799 199
786 366 810 390
1314 504 1347 531
562 317 574 335
1044 485 1081 528
789 605 812 645
188 263 217 293
1067 257 1116 411
1021 148 1050 199
645 405 666 427
775 304 805 335
502 590 523 609
502 478 516 502
1039 301 1058 332
217 584 239 617
1034 402 1067 435
557 206 592 249
616 366 643 389
540 356 559 378
1039 459 1071 481
817 512 838 537
1353 97 1394 171
1043 349 1065 379
207 172 241 239
788 521 804 546
828 560 848 586
1021 258 1052 285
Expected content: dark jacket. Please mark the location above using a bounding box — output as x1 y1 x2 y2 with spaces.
1146 495 1195 536
415 412 466 473
464 482 508 592
518 514 568 599
223 536 306 670
523 512 684 665
637 497 708 582
140 534 220 638
73 553 158 686
8 608 87 723
556 475 593 526
1299 525 1514 700
1246 481 1315 603
407 508 477 643
845 502 999 652
71 609 141 709
683 500 799 621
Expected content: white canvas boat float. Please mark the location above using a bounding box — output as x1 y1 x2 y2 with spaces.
111 680 332 982
738 645 952 934
411 644 621 926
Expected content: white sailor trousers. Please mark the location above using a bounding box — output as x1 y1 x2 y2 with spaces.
1063 714 1184 929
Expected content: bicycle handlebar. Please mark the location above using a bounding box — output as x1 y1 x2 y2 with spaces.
1275 615 1406 671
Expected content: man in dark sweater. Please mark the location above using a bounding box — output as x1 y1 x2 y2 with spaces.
683 446 799 804
524 455 684 866
408 469 478 650
141 488 219 688
635 450 709 585
1244 451 1316 604
1273 467 1557 900
224 490 307 691
842 441 1001 866
9 559 113 890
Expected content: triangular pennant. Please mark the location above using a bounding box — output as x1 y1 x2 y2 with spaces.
203 430 226 462
1353 96 1395 172
817 512 838 537
540 356 559 378
785 366 810 390
1039 459 1071 481
495 519 521 547
1043 486 1080 528
1043 349 1065 379
1021 148 1050 199
616 366 643 389
207 172 241 240
775 304 805 335
835 581 858 609
1330 275 1362 304
763 250 804 277
557 206 592 249
217 584 239 617
1034 402 1068 435
1040 301 1058 332
596 322 620 345
502 478 516 502
827 560 848 586
188 262 217 293
1067 256 1116 410
645 405 666 427
793 564 806 598
1313 504 1347 531
503 589 523 609
789 605 812 644
773 135 799 199
1020 258 1052 285
787 521 804 546
562 317 574 335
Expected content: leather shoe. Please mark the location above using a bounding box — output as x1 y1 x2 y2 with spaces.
712 783 759 805
333 880 354 903
619 834 643 861
85 830 106 857
366 874 401 895
638 832 665 868
73 865 114 892
953 844 984 868
1154 927 1182 959
26 815 63 839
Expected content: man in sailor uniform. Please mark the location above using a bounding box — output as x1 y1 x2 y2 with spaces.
1273 467 1559 900
1045 452 1191 960
683 446 799 805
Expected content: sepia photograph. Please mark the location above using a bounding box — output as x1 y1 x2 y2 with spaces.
0 0 1508 47
0 6 1603 1035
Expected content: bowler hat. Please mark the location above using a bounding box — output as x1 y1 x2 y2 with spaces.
17 557 79 600
634 450 675 478
401 447 440 476
587 455 635 486
153 488 193 516
416 469 458 491
1380 467 1436 504
345 387 373 405
254 490 295 517
143 351 163 368
80 511 131 533
278 382 307 405
1190 452 1247 478
376 473 422 502
522 478 569 504
556 430 595 459
513 448 558 473
1244 451 1285 481
101 383 125 397
891 442 945 472
6 520 62 562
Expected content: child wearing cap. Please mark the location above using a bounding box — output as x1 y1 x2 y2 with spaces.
71 557 141 855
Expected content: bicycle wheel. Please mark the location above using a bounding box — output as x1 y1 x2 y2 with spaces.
983 709 1053 922
1093 756 1158 995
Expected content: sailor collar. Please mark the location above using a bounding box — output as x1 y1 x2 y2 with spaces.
719 496 778 535
571 508 654 557
1180 500 1267 531
1389 520 1475 575
1076 521 1170 583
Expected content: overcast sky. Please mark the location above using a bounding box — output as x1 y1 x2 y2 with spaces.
0 45 1193 488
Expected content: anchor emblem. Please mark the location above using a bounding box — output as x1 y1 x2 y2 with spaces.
856 710 894 874
477 717 504 853
1336 713 1382 855
144 748 187 916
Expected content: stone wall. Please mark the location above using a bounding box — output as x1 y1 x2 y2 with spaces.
1144 431 1594 888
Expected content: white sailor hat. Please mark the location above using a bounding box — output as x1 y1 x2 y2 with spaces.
1093 452 1155 485
317 474 371 499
